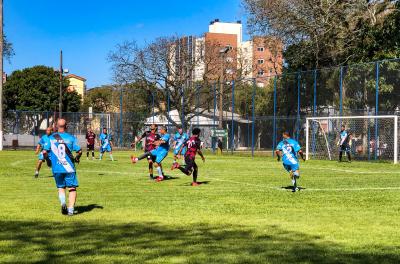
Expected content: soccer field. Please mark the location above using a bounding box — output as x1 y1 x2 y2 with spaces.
1 150 400 263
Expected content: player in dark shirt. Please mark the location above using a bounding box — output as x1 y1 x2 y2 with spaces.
172 127 205 186
131 124 160 179
85 127 96 160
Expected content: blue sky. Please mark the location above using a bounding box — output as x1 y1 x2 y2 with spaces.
4 0 247 88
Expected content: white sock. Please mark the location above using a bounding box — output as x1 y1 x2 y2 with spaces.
157 167 163 177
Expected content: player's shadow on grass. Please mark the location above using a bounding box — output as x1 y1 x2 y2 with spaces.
1 220 399 263
162 175 179 181
281 185 306 191
74 204 104 215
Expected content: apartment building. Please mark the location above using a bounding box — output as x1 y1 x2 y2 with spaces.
170 20 282 87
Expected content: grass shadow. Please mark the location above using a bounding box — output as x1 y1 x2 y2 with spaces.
0 220 398 263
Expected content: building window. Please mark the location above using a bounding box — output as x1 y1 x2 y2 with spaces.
257 70 264 76
257 47 264 52
257 59 264 64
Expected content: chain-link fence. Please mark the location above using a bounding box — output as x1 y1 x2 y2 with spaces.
2 58 400 162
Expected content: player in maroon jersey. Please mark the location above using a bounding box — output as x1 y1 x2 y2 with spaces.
172 127 205 186
85 127 96 160
131 124 160 179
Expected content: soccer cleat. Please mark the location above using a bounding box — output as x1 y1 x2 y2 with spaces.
155 176 164 182
61 204 68 215
34 171 39 178
191 182 200 186
171 162 180 170
292 187 299 192
68 211 74 216
130 155 138 164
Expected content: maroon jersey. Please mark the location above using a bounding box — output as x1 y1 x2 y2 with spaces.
141 131 160 152
184 136 201 159
86 131 96 145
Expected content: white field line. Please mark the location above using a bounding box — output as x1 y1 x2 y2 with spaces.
307 167 400 174
8 160 400 192
203 176 400 192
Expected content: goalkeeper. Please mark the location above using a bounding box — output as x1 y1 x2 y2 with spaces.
337 125 352 162
275 131 305 192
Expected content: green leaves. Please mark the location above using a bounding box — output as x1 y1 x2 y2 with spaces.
3 66 81 112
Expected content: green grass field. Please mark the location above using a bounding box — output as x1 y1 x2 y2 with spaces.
1 150 400 263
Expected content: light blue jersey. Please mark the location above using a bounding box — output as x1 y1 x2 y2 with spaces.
99 133 112 148
38 134 51 160
39 134 50 149
158 133 170 152
339 130 348 145
150 133 170 164
276 138 301 166
43 132 81 174
99 133 112 153
173 132 188 155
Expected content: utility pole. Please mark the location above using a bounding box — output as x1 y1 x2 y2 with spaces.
218 47 229 129
59 50 63 118
0 0 4 151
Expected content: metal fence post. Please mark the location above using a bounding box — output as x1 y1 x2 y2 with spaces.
339 66 343 116
374 61 379 160
231 80 235 154
367 107 371 161
181 87 185 129
272 76 277 157
152 92 155 124
197 85 200 126
312 69 317 155
119 87 123 147
213 82 216 153
251 78 256 158
296 72 301 141
167 89 170 131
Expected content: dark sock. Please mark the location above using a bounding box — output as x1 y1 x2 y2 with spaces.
92 151 95 157
193 169 198 183
87 152 89 157
339 152 343 161
347 152 351 162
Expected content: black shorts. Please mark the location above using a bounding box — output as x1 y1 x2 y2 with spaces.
144 151 155 162
184 156 197 171
87 144 95 151
340 144 350 152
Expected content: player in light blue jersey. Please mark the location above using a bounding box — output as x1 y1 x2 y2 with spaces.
99 127 114 161
34 127 52 178
171 125 189 170
132 126 170 182
43 119 82 216
337 125 352 162
275 131 305 192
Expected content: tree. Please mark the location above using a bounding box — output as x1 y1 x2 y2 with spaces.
82 85 115 113
3 65 81 112
3 34 14 62
243 0 397 70
108 36 247 128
